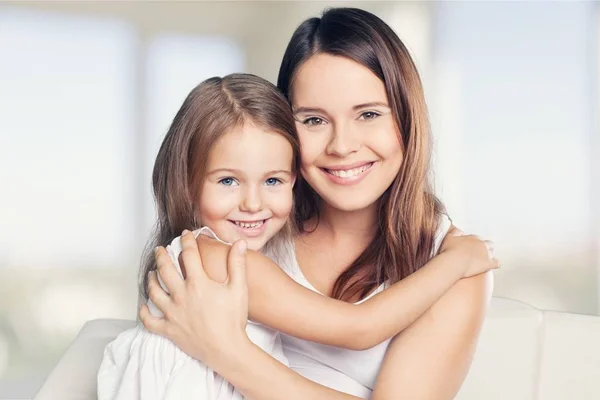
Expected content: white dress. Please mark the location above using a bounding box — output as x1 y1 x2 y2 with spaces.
97 227 288 400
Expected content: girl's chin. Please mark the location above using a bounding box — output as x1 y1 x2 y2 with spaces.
224 232 268 251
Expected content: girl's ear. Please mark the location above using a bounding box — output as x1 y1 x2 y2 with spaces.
291 173 297 188
193 210 201 229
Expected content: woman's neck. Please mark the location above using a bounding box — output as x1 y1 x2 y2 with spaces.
314 200 379 243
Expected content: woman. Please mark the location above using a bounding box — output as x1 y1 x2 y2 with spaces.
141 7 496 399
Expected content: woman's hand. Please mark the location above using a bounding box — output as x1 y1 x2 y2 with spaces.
139 230 250 369
440 228 500 278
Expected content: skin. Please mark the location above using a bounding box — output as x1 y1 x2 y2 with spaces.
287 55 493 399
293 54 403 216
141 54 498 400
198 121 295 251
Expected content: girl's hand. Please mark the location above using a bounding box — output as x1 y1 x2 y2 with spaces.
139 230 250 368
440 228 500 278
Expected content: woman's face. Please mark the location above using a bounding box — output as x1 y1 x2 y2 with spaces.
291 54 403 212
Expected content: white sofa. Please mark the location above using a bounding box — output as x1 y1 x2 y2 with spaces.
33 297 600 400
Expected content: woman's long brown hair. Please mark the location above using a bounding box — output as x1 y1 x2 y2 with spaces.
277 8 445 301
139 74 299 299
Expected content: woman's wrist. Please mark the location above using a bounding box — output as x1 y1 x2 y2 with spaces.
208 333 267 397
207 328 253 373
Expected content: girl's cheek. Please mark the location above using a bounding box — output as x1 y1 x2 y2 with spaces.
273 190 294 218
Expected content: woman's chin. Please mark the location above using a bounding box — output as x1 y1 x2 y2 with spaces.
321 194 381 213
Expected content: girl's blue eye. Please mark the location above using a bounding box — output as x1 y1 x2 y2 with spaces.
265 178 282 186
360 111 380 120
218 177 237 186
303 117 325 126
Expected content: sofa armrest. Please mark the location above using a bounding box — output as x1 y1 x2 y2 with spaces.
34 319 136 400
538 310 600 399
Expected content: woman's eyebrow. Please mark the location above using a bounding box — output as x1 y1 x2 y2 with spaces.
293 103 390 114
353 101 389 110
293 106 327 114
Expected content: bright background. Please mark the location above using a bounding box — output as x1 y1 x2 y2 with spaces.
1 1 598 398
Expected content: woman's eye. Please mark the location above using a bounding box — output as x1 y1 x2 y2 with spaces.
359 111 380 120
265 178 282 186
302 117 326 126
218 177 238 186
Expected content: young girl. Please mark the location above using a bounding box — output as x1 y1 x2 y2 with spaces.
98 73 496 400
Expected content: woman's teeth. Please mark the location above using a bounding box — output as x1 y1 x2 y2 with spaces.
234 220 264 229
327 163 372 178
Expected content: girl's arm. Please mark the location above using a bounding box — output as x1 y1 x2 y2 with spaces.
347 230 497 348
195 230 496 351
142 231 494 400
195 273 490 400
215 286 490 400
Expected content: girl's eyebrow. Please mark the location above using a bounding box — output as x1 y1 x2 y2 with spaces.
265 170 292 176
207 168 242 175
208 168 292 176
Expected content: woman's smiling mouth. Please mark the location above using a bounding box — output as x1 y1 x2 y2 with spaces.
321 161 375 185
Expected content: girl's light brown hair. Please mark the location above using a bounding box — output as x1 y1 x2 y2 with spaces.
140 73 299 299
278 8 445 301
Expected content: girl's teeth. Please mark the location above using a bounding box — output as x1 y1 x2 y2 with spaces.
235 220 264 229
328 164 371 178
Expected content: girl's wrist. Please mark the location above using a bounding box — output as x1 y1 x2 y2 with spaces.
439 248 470 280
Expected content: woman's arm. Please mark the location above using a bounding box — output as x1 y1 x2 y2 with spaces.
215 335 362 400
195 230 496 351
371 271 493 399
141 235 363 400
142 231 494 400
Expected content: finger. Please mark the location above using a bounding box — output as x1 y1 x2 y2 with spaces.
484 239 495 251
439 228 458 253
139 303 167 335
180 230 209 282
227 240 248 291
449 226 465 236
155 246 185 295
490 257 501 269
147 270 173 313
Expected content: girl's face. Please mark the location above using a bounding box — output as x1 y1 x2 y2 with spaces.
292 54 403 212
198 122 295 251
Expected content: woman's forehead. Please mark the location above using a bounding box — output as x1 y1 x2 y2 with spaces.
292 54 387 111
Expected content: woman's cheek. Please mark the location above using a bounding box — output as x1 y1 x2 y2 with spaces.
373 121 403 154
298 131 325 165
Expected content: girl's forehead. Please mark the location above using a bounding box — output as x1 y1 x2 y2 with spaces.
206 125 294 174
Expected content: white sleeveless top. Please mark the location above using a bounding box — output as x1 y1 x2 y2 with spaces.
274 215 452 398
